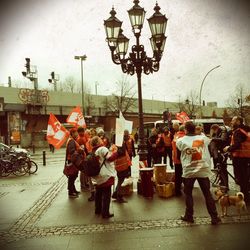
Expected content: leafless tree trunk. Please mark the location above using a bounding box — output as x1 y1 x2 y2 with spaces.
61 76 91 94
178 90 199 119
226 84 250 119
104 76 136 115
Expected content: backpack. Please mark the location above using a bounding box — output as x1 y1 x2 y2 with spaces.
71 151 85 171
83 152 108 177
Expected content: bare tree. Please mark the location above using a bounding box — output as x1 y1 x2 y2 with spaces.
177 90 199 119
60 76 91 94
61 76 77 93
104 76 137 115
246 94 250 103
226 84 250 119
11 79 25 88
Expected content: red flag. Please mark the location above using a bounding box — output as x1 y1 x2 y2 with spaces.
46 113 69 149
66 106 86 128
175 111 190 123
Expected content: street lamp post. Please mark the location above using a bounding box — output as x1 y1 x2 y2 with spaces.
104 0 168 161
95 81 99 95
74 55 87 116
199 65 221 117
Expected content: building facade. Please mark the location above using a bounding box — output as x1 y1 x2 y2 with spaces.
0 86 226 148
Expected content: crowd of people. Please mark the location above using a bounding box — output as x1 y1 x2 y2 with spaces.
63 116 250 223
65 127 135 218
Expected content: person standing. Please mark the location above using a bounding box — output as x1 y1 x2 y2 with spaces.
65 128 80 198
97 128 110 149
85 129 93 154
90 136 117 218
172 123 185 196
123 129 135 177
76 126 95 201
176 121 221 225
49 143 55 153
209 124 229 189
156 128 165 164
112 144 131 203
195 123 204 135
123 130 136 160
224 116 250 203
162 127 173 168
76 126 88 190
147 128 163 166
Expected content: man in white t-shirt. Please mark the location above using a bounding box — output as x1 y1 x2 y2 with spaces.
176 121 221 225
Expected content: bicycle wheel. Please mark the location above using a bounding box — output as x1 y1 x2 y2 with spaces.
210 169 220 187
0 161 12 177
27 160 38 174
13 160 28 176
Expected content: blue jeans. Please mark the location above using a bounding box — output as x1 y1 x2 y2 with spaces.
183 177 218 219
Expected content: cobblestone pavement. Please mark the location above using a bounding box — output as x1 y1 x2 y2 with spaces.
1 212 250 245
0 150 249 247
0 171 250 246
0 181 55 187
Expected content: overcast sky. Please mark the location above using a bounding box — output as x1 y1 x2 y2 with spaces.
0 0 249 107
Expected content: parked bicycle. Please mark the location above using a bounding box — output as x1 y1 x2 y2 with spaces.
0 147 38 177
0 155 27 177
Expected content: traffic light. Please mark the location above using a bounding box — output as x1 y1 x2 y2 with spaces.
25 58 30 73
48 79 52 83
22 71 27 77
51 71 55 79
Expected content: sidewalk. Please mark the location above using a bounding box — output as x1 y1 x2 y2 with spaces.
0 150 250 249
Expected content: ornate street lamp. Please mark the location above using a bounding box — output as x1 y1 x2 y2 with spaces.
104 0 168 161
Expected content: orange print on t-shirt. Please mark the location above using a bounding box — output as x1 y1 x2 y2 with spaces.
191 140 204 161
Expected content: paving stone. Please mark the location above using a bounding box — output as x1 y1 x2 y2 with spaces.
1 163 250 247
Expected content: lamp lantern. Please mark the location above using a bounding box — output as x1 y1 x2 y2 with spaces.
127 0 146 32
104 7 122 47
148 3 168 38
115 29 130 59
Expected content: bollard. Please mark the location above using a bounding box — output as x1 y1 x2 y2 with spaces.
43 150 46 166
32 145 35 154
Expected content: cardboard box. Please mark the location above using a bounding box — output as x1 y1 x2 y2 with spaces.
156 182 175 198
166 170 175 182
153 164 167 184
